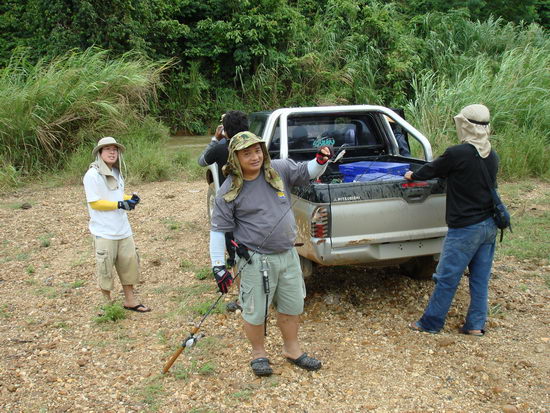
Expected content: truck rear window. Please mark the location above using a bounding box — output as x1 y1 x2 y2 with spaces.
268 113 384 161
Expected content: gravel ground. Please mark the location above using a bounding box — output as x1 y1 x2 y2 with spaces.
0 179 548 413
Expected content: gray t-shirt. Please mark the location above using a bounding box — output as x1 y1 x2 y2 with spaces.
211 159 310 254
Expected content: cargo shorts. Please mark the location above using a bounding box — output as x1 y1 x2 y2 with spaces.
238 248 306 325
93 235 140 291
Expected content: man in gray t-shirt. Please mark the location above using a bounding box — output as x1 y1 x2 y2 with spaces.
209 131 332 377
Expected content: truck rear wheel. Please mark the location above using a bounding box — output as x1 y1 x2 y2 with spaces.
400 256 438 280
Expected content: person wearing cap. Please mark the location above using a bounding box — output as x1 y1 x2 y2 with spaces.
198 110 249 312
209 131 333 376
404 104 498 336
385 115 411 157
83 137 150 313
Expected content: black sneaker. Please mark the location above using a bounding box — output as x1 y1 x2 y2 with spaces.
226 300 242 312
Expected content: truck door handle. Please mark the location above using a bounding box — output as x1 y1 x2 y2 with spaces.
403 188 429 203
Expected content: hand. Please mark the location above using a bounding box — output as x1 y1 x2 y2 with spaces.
315 145 334 165
131 193 140 204
213 266 233 294
404 171 414 181
214 125 225 141
118 199 138 211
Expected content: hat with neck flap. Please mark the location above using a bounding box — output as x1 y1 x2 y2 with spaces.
222 131 284 202
88 136 126 190
454 104 491 158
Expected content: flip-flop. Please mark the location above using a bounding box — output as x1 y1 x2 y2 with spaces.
408 321 439 334
286 353 322 371
250 357 273 377
123 304 151 313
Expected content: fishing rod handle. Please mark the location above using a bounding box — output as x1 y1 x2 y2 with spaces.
162 346 184 374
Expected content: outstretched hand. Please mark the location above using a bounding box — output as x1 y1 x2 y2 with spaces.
315 145 334 165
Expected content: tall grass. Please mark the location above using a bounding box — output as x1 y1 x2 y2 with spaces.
0 48 171 188
407 31 550 178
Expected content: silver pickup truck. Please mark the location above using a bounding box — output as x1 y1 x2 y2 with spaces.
206 105 447 279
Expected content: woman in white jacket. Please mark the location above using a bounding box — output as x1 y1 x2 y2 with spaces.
83 137 150 313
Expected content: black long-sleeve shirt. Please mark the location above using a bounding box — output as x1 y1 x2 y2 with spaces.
412 143 499 228
198 138 229 184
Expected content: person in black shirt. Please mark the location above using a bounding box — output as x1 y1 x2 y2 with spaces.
198 110 249 185
198 110 248 311
405 104 498 336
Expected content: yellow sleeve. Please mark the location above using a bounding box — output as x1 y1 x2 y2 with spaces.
89 200 118 211
123 194 131 201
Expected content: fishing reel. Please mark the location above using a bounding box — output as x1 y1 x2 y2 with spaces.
183 333 205 349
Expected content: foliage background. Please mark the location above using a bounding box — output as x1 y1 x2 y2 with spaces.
0 0 548 186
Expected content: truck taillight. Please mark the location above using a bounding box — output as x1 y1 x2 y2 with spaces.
311 207 329 238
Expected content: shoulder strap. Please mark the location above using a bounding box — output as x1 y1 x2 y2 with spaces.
471 145 495 189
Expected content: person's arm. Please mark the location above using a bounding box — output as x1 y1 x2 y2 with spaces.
198 125 225 166
404 149 452 181
307 146 334 179
210 230 226 267
210 230 233 294
89 199 138 211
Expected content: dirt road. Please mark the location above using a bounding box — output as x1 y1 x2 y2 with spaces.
0 180 548 412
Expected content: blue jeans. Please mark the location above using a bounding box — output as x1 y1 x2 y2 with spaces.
418 217 497 332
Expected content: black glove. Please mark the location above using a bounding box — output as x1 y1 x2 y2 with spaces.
118 199 138 211
212 265 233 294
131 193 140 204
315 145 334 165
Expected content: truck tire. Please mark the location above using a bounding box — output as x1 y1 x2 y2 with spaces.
400 256 438 280
207 183 215 222
300 256 314 279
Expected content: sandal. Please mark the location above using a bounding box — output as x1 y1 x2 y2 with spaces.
123 304 151 313
250 357 273 377
226 300 243 312
286 353 322 371
459 327 485 336
408 321 439 334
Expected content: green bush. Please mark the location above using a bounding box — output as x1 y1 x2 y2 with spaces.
95 302 127 323
0 48 168 179
172 149 204 181
0 163 21 191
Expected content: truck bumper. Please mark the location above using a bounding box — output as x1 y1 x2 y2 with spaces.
300 236 446 266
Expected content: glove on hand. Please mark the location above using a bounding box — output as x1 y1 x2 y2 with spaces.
131 193 140 204
315 145 334 165
118 199 138 211
212 265 233 294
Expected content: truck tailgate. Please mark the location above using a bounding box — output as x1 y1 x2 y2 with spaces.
328 179 447 248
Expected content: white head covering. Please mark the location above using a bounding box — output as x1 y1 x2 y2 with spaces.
88 137 126 190
454 104 491 158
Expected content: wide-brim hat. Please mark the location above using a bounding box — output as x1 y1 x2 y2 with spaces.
92 137 125 157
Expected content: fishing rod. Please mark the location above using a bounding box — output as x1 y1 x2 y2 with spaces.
162 145 345 374
161 199 299 374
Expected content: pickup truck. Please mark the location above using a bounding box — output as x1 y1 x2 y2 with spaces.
205 105 447 279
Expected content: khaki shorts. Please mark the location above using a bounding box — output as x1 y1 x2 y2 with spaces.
93 236 140 291
238 248 306 325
